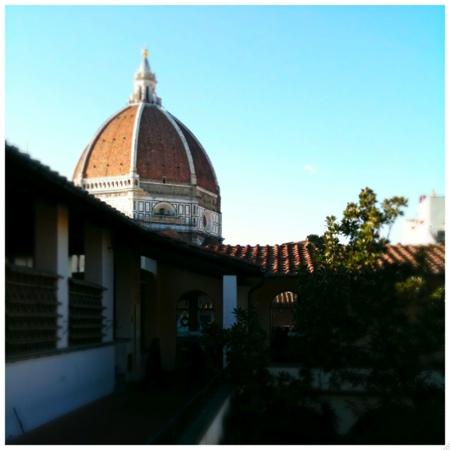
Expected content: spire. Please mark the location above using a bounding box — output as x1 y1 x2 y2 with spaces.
129 48 161 105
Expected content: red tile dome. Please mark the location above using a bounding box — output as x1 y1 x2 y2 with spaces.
72 49 223 245
73 103 219 195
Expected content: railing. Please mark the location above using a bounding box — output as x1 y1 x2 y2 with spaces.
69 278 105 346
6 264 59 356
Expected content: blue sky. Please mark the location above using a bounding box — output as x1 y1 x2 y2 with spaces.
5 6 444 244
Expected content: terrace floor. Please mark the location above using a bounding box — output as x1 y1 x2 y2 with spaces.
8 371 217 445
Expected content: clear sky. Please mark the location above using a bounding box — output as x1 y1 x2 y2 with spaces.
5 5 444 245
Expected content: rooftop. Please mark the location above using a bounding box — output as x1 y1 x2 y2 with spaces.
206 241 445 277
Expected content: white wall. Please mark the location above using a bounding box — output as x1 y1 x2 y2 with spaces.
402 195 445 244
430 196 445 238
5 345 115 440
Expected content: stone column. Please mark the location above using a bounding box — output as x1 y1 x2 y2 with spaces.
34 201 70 349
84 223 114 343
223 275 238 329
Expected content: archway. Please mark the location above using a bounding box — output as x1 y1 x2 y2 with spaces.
271 291 298 330
175 290 215 370
270 291 298 363
153 201 176 217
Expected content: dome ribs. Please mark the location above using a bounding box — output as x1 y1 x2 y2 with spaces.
73 146 89 180
137 106 191 184
174 118 219 195
84 106 136 178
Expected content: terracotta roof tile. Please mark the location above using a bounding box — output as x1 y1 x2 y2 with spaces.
205 242 445 277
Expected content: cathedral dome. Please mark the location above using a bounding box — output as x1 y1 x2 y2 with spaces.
72 49 222 245
73 103 219 194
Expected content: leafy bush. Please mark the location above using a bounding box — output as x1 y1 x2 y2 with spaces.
222 371 339 444
346 390 444 444
209 188 444 444
295 188 444 399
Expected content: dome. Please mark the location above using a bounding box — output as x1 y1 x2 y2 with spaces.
72 49 222 245
73 103 219 195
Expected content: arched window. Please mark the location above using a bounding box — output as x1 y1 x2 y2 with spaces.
176 291 214 337
153 202 176 216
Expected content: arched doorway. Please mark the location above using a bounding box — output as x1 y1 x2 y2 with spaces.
175 290 215 370
271 291 298 330
270 291 298 363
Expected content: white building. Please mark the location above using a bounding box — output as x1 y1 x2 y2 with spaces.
402 192 445 245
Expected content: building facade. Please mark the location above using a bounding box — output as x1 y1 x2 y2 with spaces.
73 50 222 245
6 144 258 440
402 192 445 245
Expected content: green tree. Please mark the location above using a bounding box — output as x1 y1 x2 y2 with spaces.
295 187 444 399
224 306 270 387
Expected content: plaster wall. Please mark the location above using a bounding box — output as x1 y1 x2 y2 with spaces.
5 345 115 440
237 284 251 310
114 244 141 379
140 269 158 352
430 196 445 238
402 195 445 244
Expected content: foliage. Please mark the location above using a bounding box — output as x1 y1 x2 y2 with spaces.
295 187 444 400
222 371 339 444
225 306 270 386
306 187 407 271
202 306 270 386
207 187 444 443
345 390 444 444
201 321 226 370
204 307 340 443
